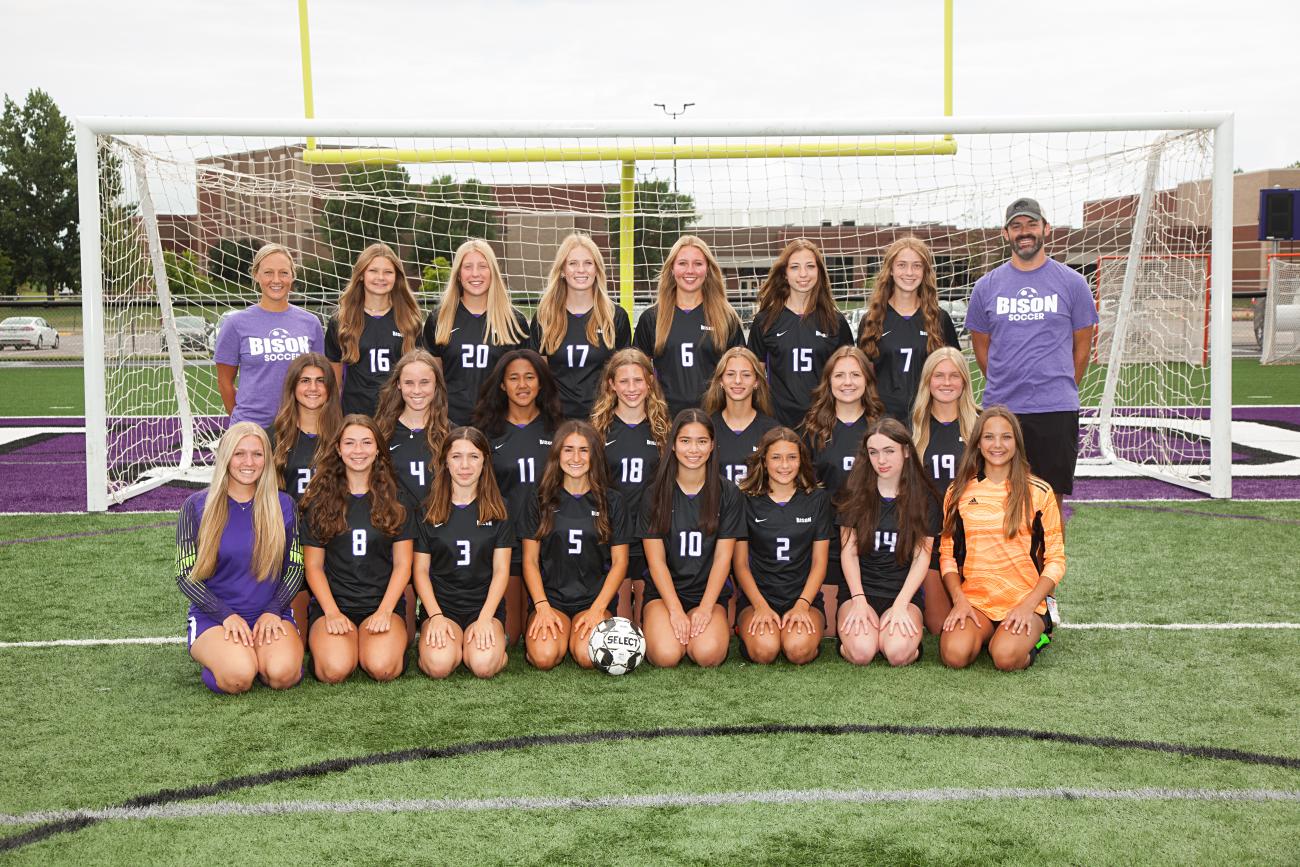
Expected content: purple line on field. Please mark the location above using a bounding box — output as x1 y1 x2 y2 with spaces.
1081 502 1300 526
0 521 173 547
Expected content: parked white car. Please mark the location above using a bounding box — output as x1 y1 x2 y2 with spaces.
0 316 60 350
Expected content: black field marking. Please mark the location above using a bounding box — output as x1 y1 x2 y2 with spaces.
0 521 173 548
4 723 1298 853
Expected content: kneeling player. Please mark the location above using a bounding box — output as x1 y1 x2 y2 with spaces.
732 428 831 665
939 407 1063 671
176 423 304 694
520 421 630 670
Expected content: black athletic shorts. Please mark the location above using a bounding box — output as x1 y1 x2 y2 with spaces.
418 603 506 632
836 585 925 618
1015 410 1080 495
308 597 406 628
737 591 826 619
988 610 1054 635
528 598 609 620
642 582 731 612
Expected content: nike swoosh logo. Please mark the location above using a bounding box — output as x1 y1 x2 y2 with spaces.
882 330 891 337
775 331 788 338
754 517 768 522
493 443 506 450
389 444 401 451
450 328 460 334
606 441 617 446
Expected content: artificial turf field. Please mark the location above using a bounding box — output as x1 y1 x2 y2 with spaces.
1 502 1298 864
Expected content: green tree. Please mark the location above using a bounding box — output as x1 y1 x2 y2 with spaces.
164 250 216 297
316 165 499 281
207 237 263 288
603 179 697 303
0 89 79 297
421 255 451 295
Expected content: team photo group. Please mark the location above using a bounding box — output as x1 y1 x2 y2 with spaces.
179 194 1099 694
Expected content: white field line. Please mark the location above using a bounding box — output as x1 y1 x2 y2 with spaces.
5 622 1300 649
3 787 1298 826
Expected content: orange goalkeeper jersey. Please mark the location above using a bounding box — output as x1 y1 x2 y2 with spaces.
938 475 1065 621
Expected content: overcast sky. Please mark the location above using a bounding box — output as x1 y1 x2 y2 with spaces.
2 0 1295 172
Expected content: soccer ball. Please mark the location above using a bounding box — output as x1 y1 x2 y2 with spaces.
587 617 645 676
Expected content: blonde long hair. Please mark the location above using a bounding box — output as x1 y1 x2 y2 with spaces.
535 234 619 356
910 347 980 457
700 346 774 417
190 423 286 584
652 235 739 355
858 237 947 361
429 239 528 346
589 348 671 446
334 243 422 363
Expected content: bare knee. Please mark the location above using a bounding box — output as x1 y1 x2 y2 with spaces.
743 633 781 665
687 636 728 668
940 636 979 669
990 643 1030 672
783 634 821 666
214 662 256 694
314 656 354 684
527 639 566 671
647 638 685 669
883 643 920 667
361 651 404 682
419 651 458 680
466 650 504 679
261 657 302 690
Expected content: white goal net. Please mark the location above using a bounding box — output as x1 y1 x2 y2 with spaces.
77 115 1233 508
1260 254 1300 365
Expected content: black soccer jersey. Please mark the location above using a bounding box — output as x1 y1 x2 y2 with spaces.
530 307 632 419
325 310 415 417
388 421 434 510
424 302 529 426
747 308 854 429
301 493 416 615
633 304 744 417
710 411 780 485
601 419 661 521
743 487 834 609
861 306 960 422
840 495 942 598
489 416 555 525
519 489 630 610
923 414 965 495
280 428 319 502
639 478 746 605
415 500 515 615
810 415 868 499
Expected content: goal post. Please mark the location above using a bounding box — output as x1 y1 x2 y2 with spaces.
1261 252 1300 365
76 112 1235 509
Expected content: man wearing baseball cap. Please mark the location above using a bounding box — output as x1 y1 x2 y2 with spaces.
964 198 1099 515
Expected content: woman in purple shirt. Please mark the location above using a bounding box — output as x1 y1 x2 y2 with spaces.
176 422 304 694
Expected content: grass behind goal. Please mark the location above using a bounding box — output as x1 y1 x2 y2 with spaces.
1 503 1297 863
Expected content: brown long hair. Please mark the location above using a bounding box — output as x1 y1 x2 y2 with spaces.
300 415 407 542
533 421 615 543
738 426 818 496
909 347 980 457
754 238 841 334
943 406 1035 539
333 243 422 363
801 346 886 450
651 235 739 355
700 346 774 417
190 423 286 583
646 409 720 536
837 417 939 566
270 353 342 489
423 426 508 527
857 237 947 361
535 234 619 355
374 349 450 462
589 348 670 446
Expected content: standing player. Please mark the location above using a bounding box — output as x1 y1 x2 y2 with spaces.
856 238 961 422
639 410 744 668
324 243 424 417
966 198 1099 515
215 244 325 427
520 421 630 670
633 236 744 417
412 427 514 680
801 345 886 628
529 234 631 419
300 415 415 684
474 349 563 642
176 423 303 694
374 350 450 509
589 348 671 622
424 239 529 426
702 347 779 485
909 346 980 633
836 418 941 667
939 407 1064 671
747 238 854 428
732 427 832 665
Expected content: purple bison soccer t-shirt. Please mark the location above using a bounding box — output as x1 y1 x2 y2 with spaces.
214 304 324 426
965 258 1099 414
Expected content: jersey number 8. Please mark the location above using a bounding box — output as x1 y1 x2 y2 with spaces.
351 529 367 557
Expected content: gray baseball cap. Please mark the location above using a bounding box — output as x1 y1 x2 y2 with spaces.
1004 197 1045 226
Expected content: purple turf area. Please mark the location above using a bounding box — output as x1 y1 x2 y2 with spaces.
2 409 1297 513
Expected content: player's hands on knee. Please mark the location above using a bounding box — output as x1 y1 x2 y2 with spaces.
324 610 355 635
468 617 496 651
882 603 917 637
749 605 780 636
840 596 875 636
425 614 454 649
222 614 253 646
571 608 602 642
252 612 287 646
529 603 563 641
363 610 393 634
668 607 691 645
1001 601 1039 635
943 599 977 632
781 601 814 635
688 606 713 639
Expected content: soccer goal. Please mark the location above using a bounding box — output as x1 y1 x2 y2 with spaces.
76 113 1235 509
1260 253 1300 365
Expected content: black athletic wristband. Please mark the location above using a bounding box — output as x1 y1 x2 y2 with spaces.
797 597 812 606
851 592 865 600
534 599 550 608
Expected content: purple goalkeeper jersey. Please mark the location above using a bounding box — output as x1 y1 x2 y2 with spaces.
965 258 1099 413
214 304 324 426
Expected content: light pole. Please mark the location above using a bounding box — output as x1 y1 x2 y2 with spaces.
654 102 694 192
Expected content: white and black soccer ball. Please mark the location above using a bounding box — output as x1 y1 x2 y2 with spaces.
587 617 645 676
